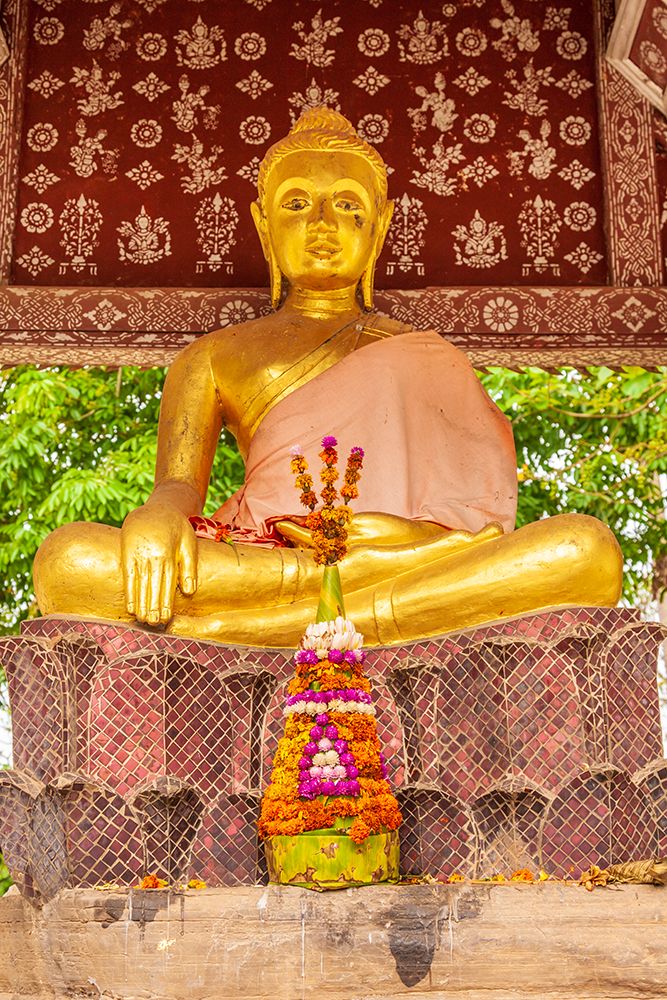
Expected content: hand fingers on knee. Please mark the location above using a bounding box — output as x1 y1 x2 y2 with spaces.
124 560 136 615
136 562 150 622
146 561 163 625
179 530 198 595
159 563 175 623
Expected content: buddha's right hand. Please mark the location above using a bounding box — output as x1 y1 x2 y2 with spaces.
121 502 198 625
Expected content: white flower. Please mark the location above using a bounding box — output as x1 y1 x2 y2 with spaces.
234 32 266 60
34 17 64 45
455 28 487 58
639 41 666 76
357 28 390 58
26 122 58 152
218 300 256 326
313 753 327 766
20 202 54 233
462 156 499 188
563 201 596 232
239 115 271 144
357 113 388 144
564 241 603 275
653 6 667 39
236 70 273 100
464 113 496 143
28 70 65 98
133 73 170 102
353 65 390 96
483 296 519 333
556 30 587 60
324 750 339 766
136 33 167 61
22 163 60 194
130 119 163 148
559 116 591 145
126 160 164 190
556 70 593 99
543 6 571 31
16 245 54 277
558 159 595 190
454 66 491 96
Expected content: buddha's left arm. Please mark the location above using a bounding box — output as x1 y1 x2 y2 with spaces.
121 338 224 624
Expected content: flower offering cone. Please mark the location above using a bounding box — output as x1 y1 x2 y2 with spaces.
259 614 402 889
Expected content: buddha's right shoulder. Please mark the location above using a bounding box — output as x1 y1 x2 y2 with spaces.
171 315 272 362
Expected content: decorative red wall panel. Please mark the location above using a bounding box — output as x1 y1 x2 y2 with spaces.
13 0 609 288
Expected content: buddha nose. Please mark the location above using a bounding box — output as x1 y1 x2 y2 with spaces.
310 197 337 230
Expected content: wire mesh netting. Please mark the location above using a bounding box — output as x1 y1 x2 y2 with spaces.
0 607 665 901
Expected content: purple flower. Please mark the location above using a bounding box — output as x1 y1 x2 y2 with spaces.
350 446 364 457
309 725 323 740
304 741 318 756
328 649 344 664
321 435 337 448
314 691 327 703
316 713 329 725
298 756 310 770
340 752 354 765
334 740 348 754
320 780 335 795
325 725 338 740
348 780 360 796
381 764 388 779
346 765 359 779
343 651 357 665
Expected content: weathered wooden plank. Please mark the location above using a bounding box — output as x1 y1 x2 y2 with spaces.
1 884 666 999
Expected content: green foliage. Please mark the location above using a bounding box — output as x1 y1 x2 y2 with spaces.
480 366 667 604
0 366 244 636
0 854 11 896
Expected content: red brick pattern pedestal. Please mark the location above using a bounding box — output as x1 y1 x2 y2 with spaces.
0 607 664 899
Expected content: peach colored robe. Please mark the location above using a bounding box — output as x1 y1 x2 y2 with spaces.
213 331 517 538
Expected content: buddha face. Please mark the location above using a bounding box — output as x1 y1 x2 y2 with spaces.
254 150 391 293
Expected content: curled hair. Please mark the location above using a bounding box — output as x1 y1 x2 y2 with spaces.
257 107 388 205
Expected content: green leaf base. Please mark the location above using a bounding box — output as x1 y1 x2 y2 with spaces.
264 828 400 890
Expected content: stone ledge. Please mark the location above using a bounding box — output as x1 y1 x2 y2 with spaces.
1 884 666 1000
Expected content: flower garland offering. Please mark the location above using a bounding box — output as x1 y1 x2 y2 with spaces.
258 615 401 845
290 436 364 566
259 436 400 886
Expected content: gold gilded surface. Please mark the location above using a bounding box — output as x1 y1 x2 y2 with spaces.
33 110 622 647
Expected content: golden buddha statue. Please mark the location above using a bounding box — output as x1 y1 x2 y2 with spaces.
33 109 622 647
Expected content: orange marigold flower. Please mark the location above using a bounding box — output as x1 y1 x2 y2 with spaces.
510 869 535 882
137 874 168 889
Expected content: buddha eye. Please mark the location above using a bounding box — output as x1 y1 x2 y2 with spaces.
336 199 363 213
282 197 310 212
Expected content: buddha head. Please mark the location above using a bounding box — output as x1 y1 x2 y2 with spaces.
252 108 394 310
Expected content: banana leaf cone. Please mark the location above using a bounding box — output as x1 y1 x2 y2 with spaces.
315 564 345 623
265 818 400 890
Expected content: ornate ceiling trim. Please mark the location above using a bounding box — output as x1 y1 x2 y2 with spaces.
0 284 665 369
0 0 664 367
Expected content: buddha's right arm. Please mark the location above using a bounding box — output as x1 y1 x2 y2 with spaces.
121 339 225 624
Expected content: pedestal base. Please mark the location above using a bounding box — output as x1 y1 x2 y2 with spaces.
0 608 665 899
2 884 667 1000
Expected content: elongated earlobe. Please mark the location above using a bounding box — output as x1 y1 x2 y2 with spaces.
251 200 284 310
360 200 394 312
